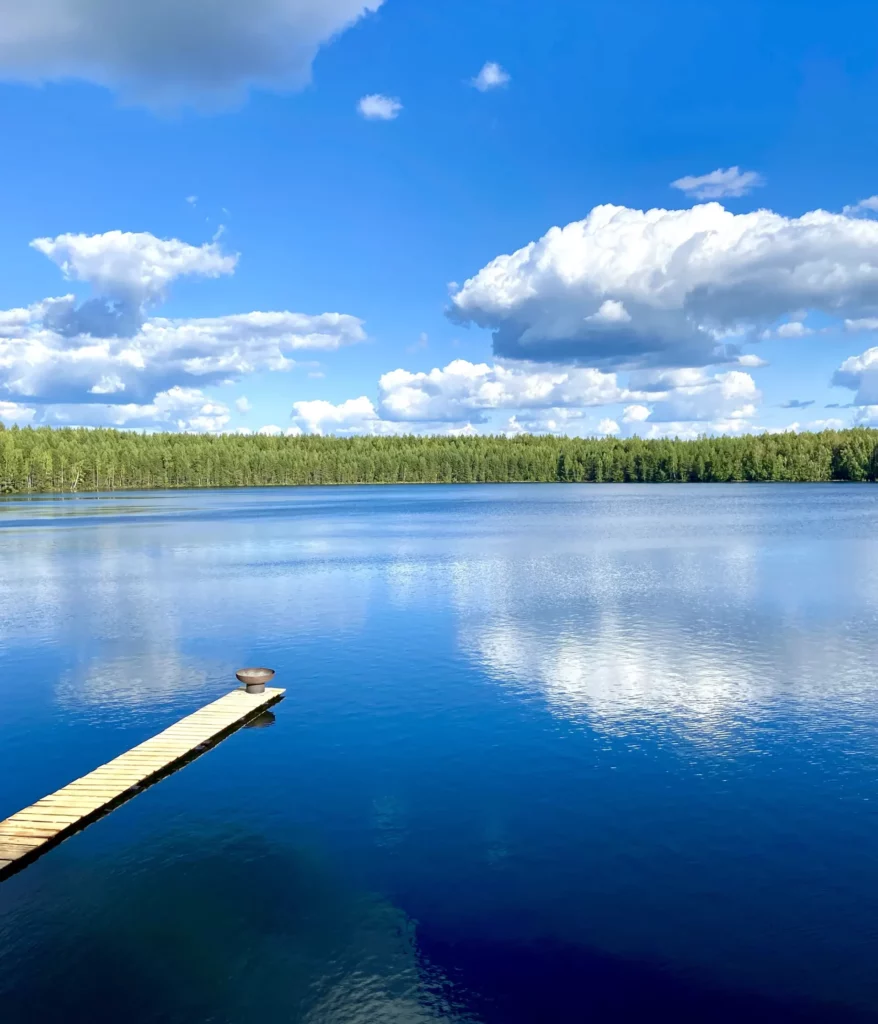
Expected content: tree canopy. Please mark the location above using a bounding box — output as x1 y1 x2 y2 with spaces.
0 423 876 493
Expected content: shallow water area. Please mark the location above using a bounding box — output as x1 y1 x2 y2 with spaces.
1 484 877 1022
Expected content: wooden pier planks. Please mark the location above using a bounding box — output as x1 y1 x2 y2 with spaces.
0 686 285 880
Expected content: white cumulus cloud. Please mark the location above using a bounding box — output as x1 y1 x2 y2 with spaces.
291 396 384 435
0 400 36 425
771 321 814 339
612 371 761 438
843 196 878 217
853 406 878 427
0 0 384 107
586 299 631 324
357 94 402 120
1 303 365 404
622 404 651 424
844 317 878 332
33 231 236 306
288 359 769 440
671 167 765 199
450 202 878 369
377 359 631 423
645 370 760 424
502 407 590 435
471 62 510 91
0 231 366 419
833 346 878 406
40 387 232 432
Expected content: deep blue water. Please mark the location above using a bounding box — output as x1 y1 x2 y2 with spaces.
1 484 877 1023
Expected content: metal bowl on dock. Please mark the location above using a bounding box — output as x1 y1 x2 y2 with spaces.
236 667 276 694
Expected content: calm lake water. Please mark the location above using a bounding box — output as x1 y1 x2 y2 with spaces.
1 484 877 1022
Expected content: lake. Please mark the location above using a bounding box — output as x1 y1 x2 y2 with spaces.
1 484 877 1022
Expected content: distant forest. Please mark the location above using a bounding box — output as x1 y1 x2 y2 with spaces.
0 423 877 493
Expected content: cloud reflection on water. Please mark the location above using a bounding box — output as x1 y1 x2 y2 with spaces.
449 543 878 746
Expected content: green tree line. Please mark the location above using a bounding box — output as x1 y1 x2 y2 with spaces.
0 423 877 493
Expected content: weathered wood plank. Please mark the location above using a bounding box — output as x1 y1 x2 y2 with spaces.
0 686 284 881
0 844 39 861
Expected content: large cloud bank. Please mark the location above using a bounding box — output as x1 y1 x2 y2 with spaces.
0 0 383 105
0 230 364 430
288 358 762 438
450 202 878 369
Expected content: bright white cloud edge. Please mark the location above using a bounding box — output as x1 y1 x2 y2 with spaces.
471 62 510 91
449 201 878 371
357 94 402 120
671 166 765 199
0 230 366 430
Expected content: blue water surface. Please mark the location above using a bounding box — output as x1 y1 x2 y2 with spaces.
1 484 877 1023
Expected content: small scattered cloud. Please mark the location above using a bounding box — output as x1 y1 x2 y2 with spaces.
186 195 198 206
737 354 768 368
781 399 814 409
308 370 325 379
471 62 510 92
670 166 765 200
843 196 878 217
235 396 251 414
357 94 402 120
771 321 813 339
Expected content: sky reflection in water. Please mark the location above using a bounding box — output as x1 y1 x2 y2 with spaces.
1 484 877 1022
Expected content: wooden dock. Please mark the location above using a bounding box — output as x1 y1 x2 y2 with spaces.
0 686 285 881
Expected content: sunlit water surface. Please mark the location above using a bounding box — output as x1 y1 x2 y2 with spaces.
1 484 877 1022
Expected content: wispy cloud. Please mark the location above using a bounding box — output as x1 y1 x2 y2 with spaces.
406 331 429 354
843 196 878 216
671 166 765 199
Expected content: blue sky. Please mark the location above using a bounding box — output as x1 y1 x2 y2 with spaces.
2 0 878 437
